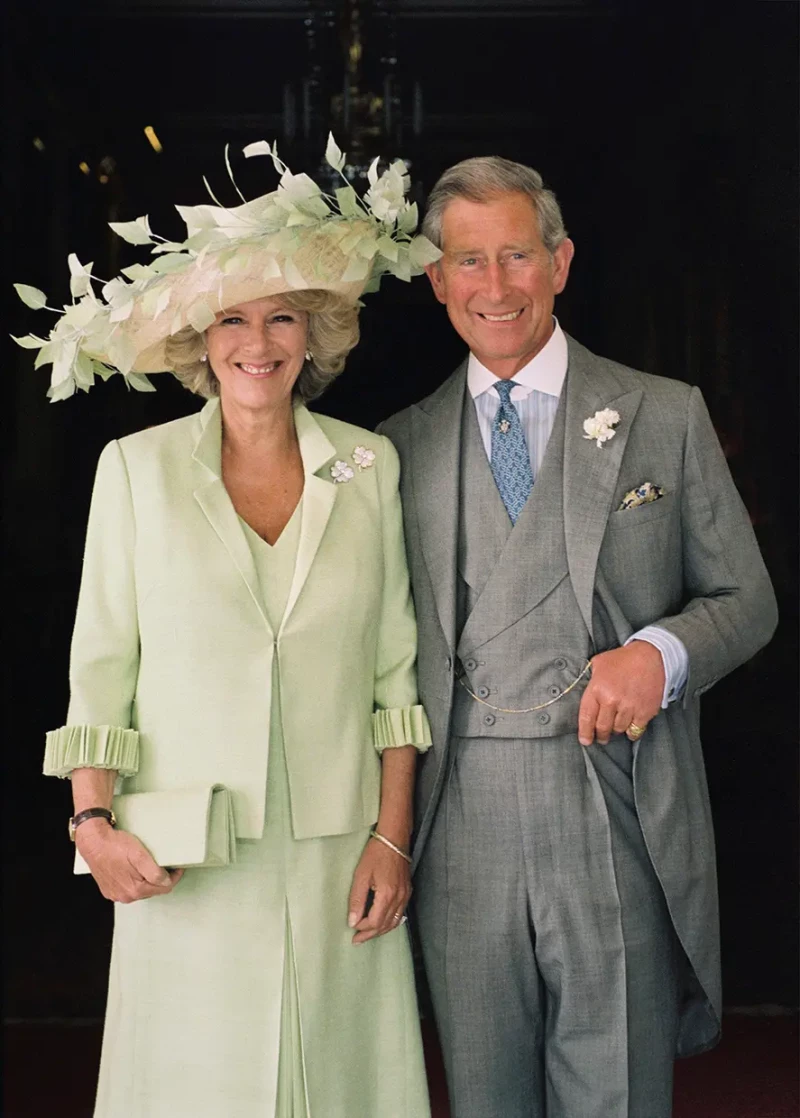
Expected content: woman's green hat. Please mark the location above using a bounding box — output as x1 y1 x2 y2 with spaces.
13 134 441 401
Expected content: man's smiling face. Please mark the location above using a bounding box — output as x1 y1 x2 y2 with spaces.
425 191 574 379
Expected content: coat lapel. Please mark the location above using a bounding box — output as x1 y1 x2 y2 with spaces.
279 405 338 633
192 399 272 633
562 338 643 641
192 399 338 637
411 363 467 654
458 386 569 655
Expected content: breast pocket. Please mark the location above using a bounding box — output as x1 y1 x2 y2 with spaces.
607 491 676 529
600 491 682 621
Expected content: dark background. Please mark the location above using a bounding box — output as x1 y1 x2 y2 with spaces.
3 0 797 1022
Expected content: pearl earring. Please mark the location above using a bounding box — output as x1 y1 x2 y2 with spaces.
200 353 208 363
305 349 312 363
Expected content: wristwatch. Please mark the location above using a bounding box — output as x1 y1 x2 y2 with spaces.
68 807 117 842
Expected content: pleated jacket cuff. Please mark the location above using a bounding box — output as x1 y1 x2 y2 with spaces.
43 724 140 778
372 705 432 754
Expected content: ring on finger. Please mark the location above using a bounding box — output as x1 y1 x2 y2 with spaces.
627 721 647 740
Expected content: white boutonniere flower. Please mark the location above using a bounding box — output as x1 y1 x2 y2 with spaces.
331 460 355 484
352 445 376 470
583 408 621 448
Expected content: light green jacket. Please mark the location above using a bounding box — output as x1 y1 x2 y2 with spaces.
44 399 431 840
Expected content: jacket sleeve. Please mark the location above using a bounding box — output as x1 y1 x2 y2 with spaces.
371 435 432 753
649 386 778 702
43 440 141 777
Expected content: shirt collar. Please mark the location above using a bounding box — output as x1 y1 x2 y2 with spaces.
467 318 568 400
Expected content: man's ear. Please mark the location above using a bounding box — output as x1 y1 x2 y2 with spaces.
552 238 575 296
424 261 448 305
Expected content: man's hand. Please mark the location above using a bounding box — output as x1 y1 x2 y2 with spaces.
578 641 665 746
76 819 184 903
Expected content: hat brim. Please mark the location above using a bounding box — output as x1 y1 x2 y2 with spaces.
99 229 370 374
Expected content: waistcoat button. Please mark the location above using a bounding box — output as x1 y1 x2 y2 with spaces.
464 658 478 672
537 712 551 725
483 713 496 726
554 657 567 670
477 686 490 699
548 685 561 698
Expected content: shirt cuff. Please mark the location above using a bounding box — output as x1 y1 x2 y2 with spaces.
625 627 689 709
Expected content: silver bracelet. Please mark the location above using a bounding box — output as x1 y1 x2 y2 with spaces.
369 829 412 864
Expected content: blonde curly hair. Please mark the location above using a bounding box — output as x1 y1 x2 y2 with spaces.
164 289 360 403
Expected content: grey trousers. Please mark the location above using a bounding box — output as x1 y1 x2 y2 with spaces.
414 734 682 1118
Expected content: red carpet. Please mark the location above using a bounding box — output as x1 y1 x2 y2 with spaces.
671 1015 799 1118
4 1013 797 1117
421 1014 800 1118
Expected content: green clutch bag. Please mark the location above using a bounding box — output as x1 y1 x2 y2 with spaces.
74 785 237 873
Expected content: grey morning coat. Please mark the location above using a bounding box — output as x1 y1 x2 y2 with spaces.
380 335 778 1057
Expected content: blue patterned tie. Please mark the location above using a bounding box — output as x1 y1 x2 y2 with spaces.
490 380 534 524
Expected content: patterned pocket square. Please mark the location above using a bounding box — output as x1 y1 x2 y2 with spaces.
618 481 665 511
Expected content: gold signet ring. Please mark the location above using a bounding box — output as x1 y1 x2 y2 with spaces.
627 721 647 740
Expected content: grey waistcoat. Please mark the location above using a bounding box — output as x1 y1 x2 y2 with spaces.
451 391 593 738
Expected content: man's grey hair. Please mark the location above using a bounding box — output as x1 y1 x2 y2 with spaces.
422 156 568 255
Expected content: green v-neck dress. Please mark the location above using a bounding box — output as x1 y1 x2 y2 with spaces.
93 501 430 1118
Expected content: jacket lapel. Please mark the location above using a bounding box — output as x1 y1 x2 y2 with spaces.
279 405 338 632
192 399 272 633
192 399 338 637
411 363 467 654
562 338 642 641
458 387 569 655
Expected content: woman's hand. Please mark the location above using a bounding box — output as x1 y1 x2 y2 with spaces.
76 819 184 903
347 836 411 945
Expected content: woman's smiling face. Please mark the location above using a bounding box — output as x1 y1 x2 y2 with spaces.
205 296 308 414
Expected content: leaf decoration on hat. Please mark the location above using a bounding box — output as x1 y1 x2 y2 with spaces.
283 257 309 289
13 135 441 401
68 254 95 299
340 256 371 284
409 235 444 268
10 333 48 349
242 140 273 160
14 284 49 310
108 215 155 246
325 133 347 173
187 302 217 333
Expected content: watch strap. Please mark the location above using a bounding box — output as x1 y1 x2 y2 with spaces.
68 807 117 841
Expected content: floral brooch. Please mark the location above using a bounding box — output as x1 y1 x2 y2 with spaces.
331 460 355 484
330 445 376 484
583 408 621 448
353 445 376 470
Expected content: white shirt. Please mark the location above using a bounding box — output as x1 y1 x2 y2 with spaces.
466 320 687 709
467 319 567 481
